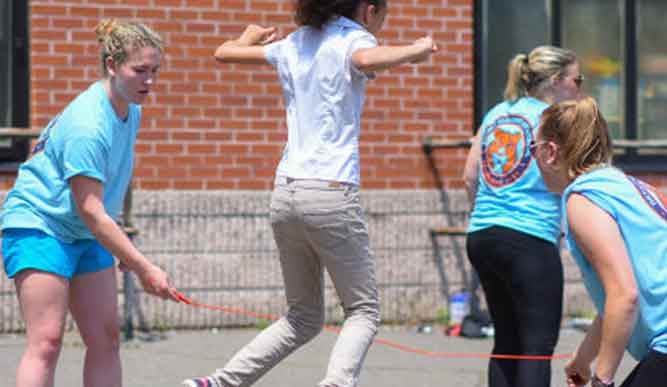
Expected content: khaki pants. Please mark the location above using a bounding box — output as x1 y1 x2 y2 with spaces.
215 178 380 387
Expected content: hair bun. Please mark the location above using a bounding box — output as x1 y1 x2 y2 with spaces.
95 19 117 43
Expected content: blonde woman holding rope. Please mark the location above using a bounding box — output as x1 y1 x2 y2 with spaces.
1 19 179 387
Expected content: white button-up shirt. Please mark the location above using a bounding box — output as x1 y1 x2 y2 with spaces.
264 16 378 185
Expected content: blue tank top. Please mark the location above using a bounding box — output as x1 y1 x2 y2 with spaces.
563 166 667 360
468 97 561 244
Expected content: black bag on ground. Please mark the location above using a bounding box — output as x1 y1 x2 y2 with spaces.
460 310 492 338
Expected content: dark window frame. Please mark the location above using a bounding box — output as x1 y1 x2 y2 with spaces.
0 0 31 170
474 0 667 172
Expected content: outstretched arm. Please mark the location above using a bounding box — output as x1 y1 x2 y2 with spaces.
214 24 279 64
351 36 438 73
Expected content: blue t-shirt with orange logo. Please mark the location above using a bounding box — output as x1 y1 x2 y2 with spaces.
563 166 667 360
1 81 140 243
468 97 561 244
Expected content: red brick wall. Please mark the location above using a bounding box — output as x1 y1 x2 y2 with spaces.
13 0 666 191
19 0 474 190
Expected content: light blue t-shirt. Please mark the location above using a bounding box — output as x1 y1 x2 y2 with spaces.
468 97 561 244
1 81 140 243
263 16 377 185
563 166 667 360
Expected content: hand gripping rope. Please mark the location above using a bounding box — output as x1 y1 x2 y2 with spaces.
174 292 572 361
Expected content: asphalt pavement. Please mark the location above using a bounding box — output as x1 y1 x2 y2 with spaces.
0 327 637 387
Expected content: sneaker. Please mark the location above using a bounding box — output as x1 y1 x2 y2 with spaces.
182 376 226 387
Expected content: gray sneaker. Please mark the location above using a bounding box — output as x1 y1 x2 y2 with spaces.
182 376 225 387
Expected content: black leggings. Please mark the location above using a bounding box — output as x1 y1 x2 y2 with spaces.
620 350 667 387
467 226 563 387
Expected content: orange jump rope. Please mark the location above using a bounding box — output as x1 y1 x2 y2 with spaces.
174 292 573 361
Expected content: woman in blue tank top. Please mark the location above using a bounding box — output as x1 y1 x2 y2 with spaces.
535 97 667 387
463 45 583 387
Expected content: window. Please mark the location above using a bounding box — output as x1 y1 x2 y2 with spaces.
0 0 12 126
475 0 667 170
0 0 30 166
637 0 667 142
474 0 554 119
562 0 623 138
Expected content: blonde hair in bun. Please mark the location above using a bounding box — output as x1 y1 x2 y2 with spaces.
94 19 163 76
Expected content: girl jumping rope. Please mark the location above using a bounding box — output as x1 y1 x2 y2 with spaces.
183 1 437 386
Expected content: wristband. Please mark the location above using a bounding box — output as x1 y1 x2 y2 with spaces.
591 374 614 387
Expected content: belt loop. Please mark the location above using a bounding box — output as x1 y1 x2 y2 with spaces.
276 176 292 185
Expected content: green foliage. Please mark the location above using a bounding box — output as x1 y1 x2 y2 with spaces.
434 307 449 325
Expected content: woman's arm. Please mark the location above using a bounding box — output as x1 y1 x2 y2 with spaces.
70 175 179 301
351 36 437 73
214 24 278 64
462 131 482 207
567 193 639 382
565 315 602 386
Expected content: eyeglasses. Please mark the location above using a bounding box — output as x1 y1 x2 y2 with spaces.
574 74 585 88
529 140 548 157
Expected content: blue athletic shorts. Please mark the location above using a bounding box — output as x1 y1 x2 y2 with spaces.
2 228 114 279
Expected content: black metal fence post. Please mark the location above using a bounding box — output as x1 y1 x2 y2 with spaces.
122 181 136 341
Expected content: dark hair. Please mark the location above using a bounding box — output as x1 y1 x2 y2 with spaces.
295 0 387 29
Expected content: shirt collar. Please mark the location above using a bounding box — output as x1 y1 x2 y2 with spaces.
330 16 367 31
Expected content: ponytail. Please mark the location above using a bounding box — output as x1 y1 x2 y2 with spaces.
503 54 529 101
504 46 577 102
540 96 613 179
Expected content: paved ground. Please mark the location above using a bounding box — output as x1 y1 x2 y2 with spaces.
0 327 636 387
